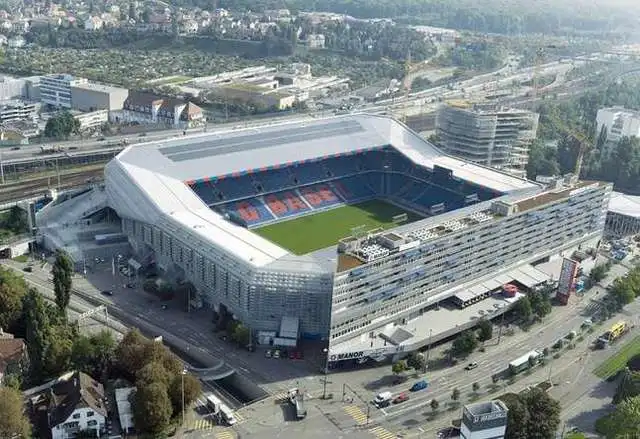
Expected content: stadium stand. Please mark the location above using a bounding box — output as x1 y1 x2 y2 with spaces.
188 146 504 227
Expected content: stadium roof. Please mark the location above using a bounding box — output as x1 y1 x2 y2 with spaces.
609 191 640 219
106 114 539 269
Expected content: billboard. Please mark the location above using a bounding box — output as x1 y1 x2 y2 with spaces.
556 258 579 305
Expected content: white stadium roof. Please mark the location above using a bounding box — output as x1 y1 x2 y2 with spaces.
609 191 640 219
105 114 538 270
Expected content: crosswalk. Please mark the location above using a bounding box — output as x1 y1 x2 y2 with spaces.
368 426 397 439
343 405 368 425
273 391 290 403
188 419 216 431
215 429 236 439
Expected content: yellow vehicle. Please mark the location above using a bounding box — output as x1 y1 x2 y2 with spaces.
597 321 628 348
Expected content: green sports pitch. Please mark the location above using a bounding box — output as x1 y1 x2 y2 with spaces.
254 199 423 255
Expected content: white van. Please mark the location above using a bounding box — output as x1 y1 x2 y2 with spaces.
373 391 393 407
219 404 237 425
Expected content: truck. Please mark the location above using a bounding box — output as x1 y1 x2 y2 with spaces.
596 321 629 349
509 349 543 375
288 388 307 420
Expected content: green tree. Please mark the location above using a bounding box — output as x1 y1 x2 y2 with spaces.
392 360 407 375
136 361 172 387
71 330 116 379
52 250 73 314
501 393 530 439
168 372 202 411
22 288 52 382
589 264 609 285
451 331 478 358
231 323 251 347
595 395 640 438
521 388 561 439
451 388 460 401
472 382 480 393
0 387 31 438
514 296 533 322
0 266 29 332
613 369 640 404
430 398 439 412
44 111 81 139
131 382 173 434
476 319 493 342
116 329 149 374
406 352 426 372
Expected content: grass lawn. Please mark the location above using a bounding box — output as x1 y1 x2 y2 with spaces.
255 199 422 255
593 335 640 379
12 254 28 263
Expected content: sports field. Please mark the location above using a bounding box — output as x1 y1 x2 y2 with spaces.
255 199 423 255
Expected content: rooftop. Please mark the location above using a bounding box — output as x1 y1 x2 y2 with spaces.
71 81 128 94
608 191 640 219
465 400 509 416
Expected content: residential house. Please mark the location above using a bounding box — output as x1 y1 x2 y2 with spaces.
84 16 103 31
115 91 205 128
181 19 199 34
27 371 107 439
0 331 27 385
306 34 325 49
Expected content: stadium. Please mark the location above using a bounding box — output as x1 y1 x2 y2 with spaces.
104 114 611 366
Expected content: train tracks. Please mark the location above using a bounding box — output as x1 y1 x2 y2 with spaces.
0 167 104 203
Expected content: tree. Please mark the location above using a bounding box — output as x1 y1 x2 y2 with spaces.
131 383 173 434
596 395 640 438
0 387 31 438
451 331 478 358
52 250 73 313
44 111 80 139
476 319 493 342
136 361 172 387
451 388 460 401
406 352 426 372
472 382 480 393
392 360 407 375
22 288 52 382
514 296 533 322
168 373 202 411
71 330 116 379
501 388 561 439
430 398 439 412
501 393 530 439
613 369 640 404
589 264 609 285
116 329 149 375
231 323 250 347
0 266 29 332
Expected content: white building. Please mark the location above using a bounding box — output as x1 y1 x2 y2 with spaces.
26 371 107 439
40 74 88 108
606 191 640 238
73 109 108 131
596 107 640 155
306 34 326 49
461 400 508 439
0 100 39 123
7 36 25 48
0 75 28 100
115 387 135 435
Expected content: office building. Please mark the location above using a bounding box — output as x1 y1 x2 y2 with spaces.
606 191 640 238
0 100 39 123
436 103 539 178
40 74 88 108
461 400 509 439
70 82 129 112
73 110 109 131
595 107 640 155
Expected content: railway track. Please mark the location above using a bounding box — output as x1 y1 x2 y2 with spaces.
0 168 104 203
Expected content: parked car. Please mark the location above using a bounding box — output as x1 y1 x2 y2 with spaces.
393 393 409 404
273 349 281 359
265 349 272 358
100 290 113 296
294 351 303 360
289 351 296 359
23 266 33 273
373 391 393 407
465 362 478 371
392 375 408 385
410 380 428 392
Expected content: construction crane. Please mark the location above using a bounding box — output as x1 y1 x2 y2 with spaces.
546 111 593 177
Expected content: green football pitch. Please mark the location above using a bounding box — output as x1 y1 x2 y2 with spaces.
254 199 423 255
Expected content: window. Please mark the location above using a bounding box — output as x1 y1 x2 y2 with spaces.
87 420 98 427
72 413 81 419
86 411 94 417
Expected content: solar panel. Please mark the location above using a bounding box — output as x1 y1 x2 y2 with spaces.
160 119 364 162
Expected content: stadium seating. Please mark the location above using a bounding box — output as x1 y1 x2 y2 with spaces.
221 198 275 226
189 145 504 227
300 184 342 208
265 191 311 218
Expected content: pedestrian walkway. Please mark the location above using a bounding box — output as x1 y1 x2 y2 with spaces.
214 428 236 439
344 405 368 425
368 425 397 439
188 418 216 431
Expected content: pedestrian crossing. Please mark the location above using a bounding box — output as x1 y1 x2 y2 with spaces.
215 429 236 439
273 391 290 403
343 405 368 425
188 418 216 431
368 426 397 439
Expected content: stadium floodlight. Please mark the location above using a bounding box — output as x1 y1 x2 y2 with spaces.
393 213 408 224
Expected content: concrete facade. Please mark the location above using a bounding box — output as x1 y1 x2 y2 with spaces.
40 74 88 108
461 400 508 439
596 107 640 155
70 82 129 112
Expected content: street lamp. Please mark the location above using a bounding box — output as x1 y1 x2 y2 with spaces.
181 369 187 425
322 347 329 399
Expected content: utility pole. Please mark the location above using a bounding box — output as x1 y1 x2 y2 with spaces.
497 309 506 345
181 369 187 425
424 329 432 373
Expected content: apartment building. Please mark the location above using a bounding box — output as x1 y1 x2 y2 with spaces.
436 103 539 178
595 107 640 155
0 100 39 123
